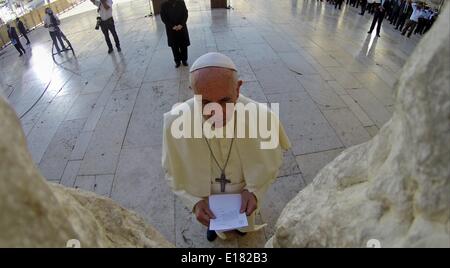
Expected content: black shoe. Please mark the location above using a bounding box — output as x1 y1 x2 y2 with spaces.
19 53 23 57
206 229 217 242
117 46 121 52
235 230 247 236
182 61 188 66
367 31 372 34
26 42 30 45
175 62 181 68
376 34 381 37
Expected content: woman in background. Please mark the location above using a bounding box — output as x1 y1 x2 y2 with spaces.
44 8 66 53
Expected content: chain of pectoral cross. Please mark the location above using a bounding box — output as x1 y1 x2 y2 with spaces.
203 116 236 192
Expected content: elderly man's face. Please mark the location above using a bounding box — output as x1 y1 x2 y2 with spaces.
192 67 243 127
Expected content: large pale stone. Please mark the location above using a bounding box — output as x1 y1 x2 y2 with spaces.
267 5 450 248
0 97 172 248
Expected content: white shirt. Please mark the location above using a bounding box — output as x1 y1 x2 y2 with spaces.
44 14 60 32
410 3 422 22
94 0 113 21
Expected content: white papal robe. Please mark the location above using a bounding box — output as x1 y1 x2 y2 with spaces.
162 94 291 236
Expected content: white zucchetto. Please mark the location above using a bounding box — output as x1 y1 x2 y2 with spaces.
189 52 237 73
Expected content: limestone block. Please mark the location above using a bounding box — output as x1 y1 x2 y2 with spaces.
267 4 450 248
0 97 172 248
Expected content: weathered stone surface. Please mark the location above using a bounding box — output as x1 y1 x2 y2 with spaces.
267 5 450 248
0 97 172 248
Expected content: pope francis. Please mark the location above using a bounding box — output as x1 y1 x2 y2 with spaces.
162 52 291 242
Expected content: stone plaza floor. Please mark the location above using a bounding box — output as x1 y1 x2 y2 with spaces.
0 0 421 247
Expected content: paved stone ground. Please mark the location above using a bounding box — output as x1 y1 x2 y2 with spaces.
0 0 420 247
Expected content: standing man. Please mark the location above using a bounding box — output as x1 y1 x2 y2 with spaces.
90 0 121 54
388 0 401 25
15 18 30 45
161 0 190 68
367 0 392 37
414 6 430 35
360 0 368 15
44 8 66 53
402 1 422 38
163 52 291 242
7 24 26 57
395 0 412 31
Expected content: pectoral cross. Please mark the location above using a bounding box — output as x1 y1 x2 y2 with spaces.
215 172 231 193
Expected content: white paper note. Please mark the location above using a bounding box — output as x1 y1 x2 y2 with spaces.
209 194 248 231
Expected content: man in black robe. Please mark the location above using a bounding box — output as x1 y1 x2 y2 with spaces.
161 0 190 68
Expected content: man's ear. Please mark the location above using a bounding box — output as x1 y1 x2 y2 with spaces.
236 80 243 98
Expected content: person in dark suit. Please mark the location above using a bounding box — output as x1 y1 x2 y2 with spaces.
335 0 344 9
161 0 190 68
395 0 413 31
15 18 30 45
7 24 26 56
367 0 392 37
360 0 368 15
388 0 401 25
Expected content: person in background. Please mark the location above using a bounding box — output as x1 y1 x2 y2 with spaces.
360 0 368 15
395 0 412 31
15 18 30 45
402 1 422 38
367 0 392 38
388 0 402 25
414 5 430 35
160 0 190 68
423 9 438 34
6 24 26 57
44 8 66 53
367 0 377 14
90 0 121 54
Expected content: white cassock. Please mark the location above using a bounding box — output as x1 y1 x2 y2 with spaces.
162 95 291 238
162 52 291 238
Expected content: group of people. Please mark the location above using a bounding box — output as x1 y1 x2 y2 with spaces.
5 0 122 57
5 0 190 68
6 18 31 57
318 0 439 38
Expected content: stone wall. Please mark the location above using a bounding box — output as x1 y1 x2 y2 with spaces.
0 96 173 248
266 3 450 248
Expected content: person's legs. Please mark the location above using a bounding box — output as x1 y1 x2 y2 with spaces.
181 45 188 64
376 13 385 36
22 32 30 44
414 18 422 34
407 21 417 37
368 12 379 33
49 31 61 52
396 15 406 30
360 1 366 15
17 40 26 54
55 31 66 50
107 18 120 49
100 21 113 51
171 45 181 66
423 19 432 33
13 44 23 55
